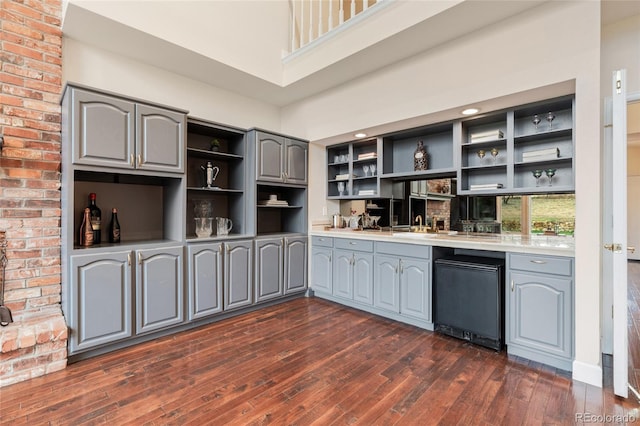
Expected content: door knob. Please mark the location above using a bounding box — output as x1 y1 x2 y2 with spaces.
629 246 636 254
604 243 622 252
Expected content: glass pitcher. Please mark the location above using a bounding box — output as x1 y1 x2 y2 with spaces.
216 217 233 236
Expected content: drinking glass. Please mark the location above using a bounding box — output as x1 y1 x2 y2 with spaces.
490 147 499 165
532 169 543 187
546 112 555 130
337 181 345 196
532 114 541 131
477 150 485 165
545 168 556 186
370 164 376 176
362 164 370 177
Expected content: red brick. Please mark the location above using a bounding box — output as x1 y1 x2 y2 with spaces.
0 158 24 169
2 147 42 160
0 93 24 107
3 1 43 20
3 20 44 41
41 152 61 162
0 8 25 25
18 329 36 349
3 42 44 61
0 51 25 66
24 58 61 76
3 63 43 80
25 237 60 249
5 169 41 180
3 83 44 100
4 105 44 120
24 18 61 37
28 295 61 308
23 119 60 132
24 79 59 95
1 329 19 353
25 180 61 190
0 200 23 209
41 132 61 142
23 160 59 171
0 71 25 86
2 127 40 140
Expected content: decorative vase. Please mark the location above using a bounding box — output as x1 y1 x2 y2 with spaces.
414 140 428 171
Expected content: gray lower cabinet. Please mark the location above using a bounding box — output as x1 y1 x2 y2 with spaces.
333 249 354 299
373 255 400 312
506 253 574 370
284 236 308 294
224 240 253 310
69 251 132 353
311 237 333 294
187 242 223 320
135 246 184 334
332 239 374 305
399 257 431 322
255 237 284 302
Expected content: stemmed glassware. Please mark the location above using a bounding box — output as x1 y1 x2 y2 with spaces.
337 181 345 196
532 114 541 131
532 169 543 187
490 147 499 165
369 163 376 176
362 164 370 177
546 112 555 130
545 168 556 186
477 150 485 165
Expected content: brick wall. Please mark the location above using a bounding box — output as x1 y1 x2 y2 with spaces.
0 0 66 386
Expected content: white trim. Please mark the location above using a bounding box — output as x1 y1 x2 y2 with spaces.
572 360 603 387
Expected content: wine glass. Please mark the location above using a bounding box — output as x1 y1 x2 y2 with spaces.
477 150 485 165
490 147 499 165
369 163 376 176
546 112 555 130
532 114 541 131
362 164 370 177
545 168 556 186
532 169 543 187
337 181 345 196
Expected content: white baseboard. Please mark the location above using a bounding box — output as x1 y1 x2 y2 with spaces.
572 360 603 387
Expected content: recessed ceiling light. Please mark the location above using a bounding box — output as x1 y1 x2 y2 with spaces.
462 108 479 115
354 132 367 138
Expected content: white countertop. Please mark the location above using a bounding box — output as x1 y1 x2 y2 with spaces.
310 227 574 257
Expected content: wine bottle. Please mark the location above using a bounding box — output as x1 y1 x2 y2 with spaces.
79 207 93 247
88 193 101 244
109 208 121 243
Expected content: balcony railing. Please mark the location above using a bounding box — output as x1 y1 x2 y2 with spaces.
288 0 386 55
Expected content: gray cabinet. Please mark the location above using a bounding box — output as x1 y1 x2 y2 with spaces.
284 236 308 294
254 237 284 302
224 240 253 310
507 253 574 370
69 251 132 353
187 242 223 320
332 249 354 299
135 246 184 334
69 86 184 173
332 239 374 305
374 243 431 321
311 237 333 294
256 131 308 184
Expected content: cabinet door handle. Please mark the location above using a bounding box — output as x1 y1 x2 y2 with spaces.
130 154 135 166
137 154 142 166
351 254 355 265
329 254 332 262
399 260 403 274
226 244 231 254
219 244 223 254
530 259 547 264
349 241 357 245
137 252 142 265
127 252 131 266
511 280 514 292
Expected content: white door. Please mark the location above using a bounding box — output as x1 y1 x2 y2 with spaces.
604 70 629 398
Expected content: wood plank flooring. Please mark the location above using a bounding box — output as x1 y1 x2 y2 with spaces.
2 264 639 425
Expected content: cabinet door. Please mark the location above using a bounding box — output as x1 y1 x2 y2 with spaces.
255 238 284 302
72 88 135 169
400 258 431 321
69 251 132 353
285 236 308 294
332 249 354 299
136 104 185 173
353 252 374 305
136 246 184 334
374 255 400 313
256 132 285 182
187 243 223 320
285 139 308 185
509 272 572 358
224 240 253 310
311 247 332 294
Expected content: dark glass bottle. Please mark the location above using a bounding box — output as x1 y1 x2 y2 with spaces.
88 193 101 244
109 208 121 243
79 207 93 247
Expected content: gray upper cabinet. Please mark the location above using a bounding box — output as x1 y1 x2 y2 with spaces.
69 86 185 174
71 88 135 169
284 236 308 294
135 246 184 335
255 237 284 302
69 251 132 354
187 242 223 320
256 131 308 185
224 240 253 311
136 104 185 173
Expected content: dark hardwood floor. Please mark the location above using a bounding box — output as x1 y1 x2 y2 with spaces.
2 265 639 425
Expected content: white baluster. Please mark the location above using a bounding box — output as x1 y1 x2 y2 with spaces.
309 0 314 43
318 0 323 36
290 0 296 52
328 0 334 30
350 0 355 19
339 0 344 25
300 0 305 46
363 0 368 11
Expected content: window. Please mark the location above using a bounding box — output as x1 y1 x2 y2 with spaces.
499 194 575 236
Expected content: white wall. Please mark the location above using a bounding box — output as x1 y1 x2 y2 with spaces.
62 38 281 130
601 14 640 99
283 0 603 385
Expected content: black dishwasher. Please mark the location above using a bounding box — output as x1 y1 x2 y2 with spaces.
433 255 505 350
